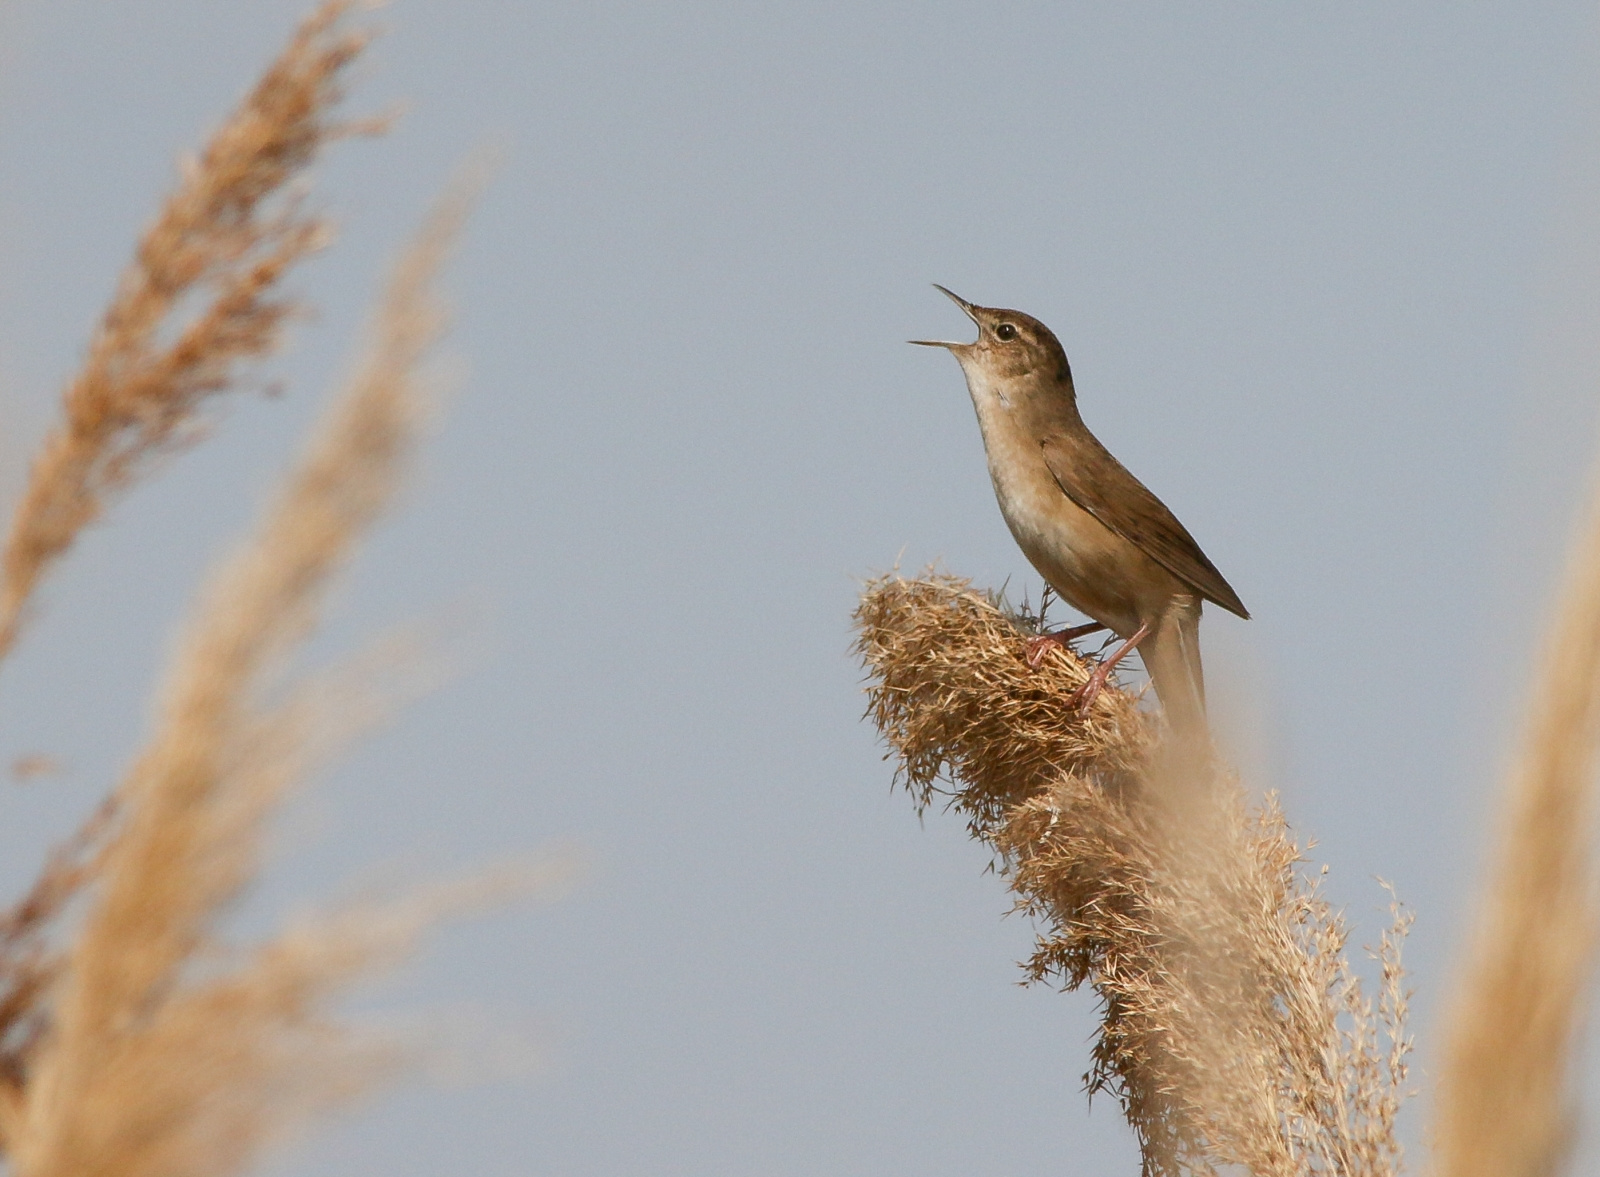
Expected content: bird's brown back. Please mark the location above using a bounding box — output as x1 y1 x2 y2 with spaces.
1037 424 1250 620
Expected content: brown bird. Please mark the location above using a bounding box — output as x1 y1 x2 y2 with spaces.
912 286 1248 735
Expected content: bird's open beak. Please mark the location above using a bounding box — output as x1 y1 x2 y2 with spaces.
910 284 980 348
932 284 980 323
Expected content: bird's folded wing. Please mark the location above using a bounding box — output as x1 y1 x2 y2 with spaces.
1040 433 1250 620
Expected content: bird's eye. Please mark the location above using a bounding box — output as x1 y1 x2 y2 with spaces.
995 323 1018 341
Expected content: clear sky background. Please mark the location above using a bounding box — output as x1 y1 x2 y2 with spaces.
0 2 1597 1174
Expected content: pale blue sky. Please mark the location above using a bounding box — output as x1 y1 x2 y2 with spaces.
0 3 1597 1174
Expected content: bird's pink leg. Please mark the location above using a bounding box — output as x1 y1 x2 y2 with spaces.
1024 621 1108 669
1069 621 1151 715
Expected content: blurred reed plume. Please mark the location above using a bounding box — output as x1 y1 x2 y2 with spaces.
0 0 379 1100
0 0 384 1097
0 5 529 1175
0 0 376 663
0 181 468 1177
1434 477 1600 1174
855 574 1411 1176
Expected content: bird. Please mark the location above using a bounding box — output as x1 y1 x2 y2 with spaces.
912 285 1248 736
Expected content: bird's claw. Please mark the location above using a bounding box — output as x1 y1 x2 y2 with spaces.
1068 668 1112 716
1023 622 1108 670
1024 632 1068 669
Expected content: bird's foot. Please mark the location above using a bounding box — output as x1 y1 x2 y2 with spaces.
1068 661 1117 715
1023 633 1066 669
1023 622 1107 669
1065 620 1152 717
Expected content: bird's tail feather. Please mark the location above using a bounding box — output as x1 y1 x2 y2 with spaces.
1141 602 1208 741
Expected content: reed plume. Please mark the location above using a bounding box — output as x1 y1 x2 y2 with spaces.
0 0 381 1117
0 172 475 1177
0 0 377 663
855 573 1410 1176
1433 472 1600 1176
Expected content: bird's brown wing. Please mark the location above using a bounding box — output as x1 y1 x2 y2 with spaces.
1040 432 1250 620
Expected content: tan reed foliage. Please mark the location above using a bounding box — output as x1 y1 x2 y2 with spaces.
1434 483 1600 1177
0 0 378 663
0 0 382 1094
0 798 116 1094
0 180 473 1177
855 573 1411 1177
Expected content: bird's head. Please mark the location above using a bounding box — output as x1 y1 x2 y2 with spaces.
911 286 1073 388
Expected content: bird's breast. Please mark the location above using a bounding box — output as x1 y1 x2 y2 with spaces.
969 399 1168 636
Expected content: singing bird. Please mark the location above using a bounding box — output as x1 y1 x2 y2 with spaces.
913 286 1248 735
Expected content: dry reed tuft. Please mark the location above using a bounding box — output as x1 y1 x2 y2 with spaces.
0 180 471 1177
0 0 382 1107
0 798 116 1099
1434 478 1600 1177
855 572 1410 1177
0 0 378 663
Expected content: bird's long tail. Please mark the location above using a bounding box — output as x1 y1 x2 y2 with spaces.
1141 599 1208 741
